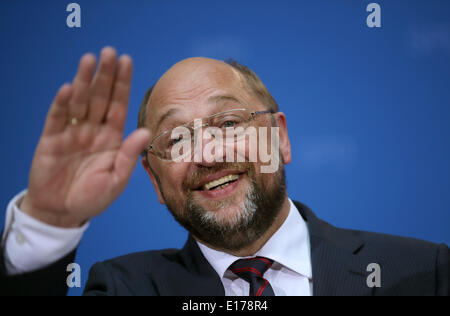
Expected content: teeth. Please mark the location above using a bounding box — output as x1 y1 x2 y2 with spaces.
202 174 240 190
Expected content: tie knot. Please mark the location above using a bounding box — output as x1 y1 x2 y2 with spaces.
229 256 274 282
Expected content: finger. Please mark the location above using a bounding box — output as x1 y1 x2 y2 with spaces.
42 83 73 136
68 53 97 120
113 128 151 186
106 54 133 133
87 47 117 123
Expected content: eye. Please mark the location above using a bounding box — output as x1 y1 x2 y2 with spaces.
169 135 185 146
222 120 238 128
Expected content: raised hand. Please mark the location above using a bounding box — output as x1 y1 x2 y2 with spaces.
20 47 150 228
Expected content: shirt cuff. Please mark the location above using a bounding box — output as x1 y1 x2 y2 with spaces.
2 190 89 275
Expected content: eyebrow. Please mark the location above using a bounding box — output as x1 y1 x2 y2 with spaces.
155 108 178 133
154 94 243 133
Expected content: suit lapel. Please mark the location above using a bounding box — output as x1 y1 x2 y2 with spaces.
294 201 374 296
152 235 225 296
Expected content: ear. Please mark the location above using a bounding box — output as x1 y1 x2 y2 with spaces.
273 112 292 165
141 157 165 205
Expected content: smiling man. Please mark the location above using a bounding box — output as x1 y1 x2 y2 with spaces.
139 57 290 257
0 47 448 296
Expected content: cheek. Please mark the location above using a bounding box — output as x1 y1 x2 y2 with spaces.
229 125 278 164
254 166 281 187
158 164 189 195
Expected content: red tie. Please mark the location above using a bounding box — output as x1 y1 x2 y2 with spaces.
229 257 275 296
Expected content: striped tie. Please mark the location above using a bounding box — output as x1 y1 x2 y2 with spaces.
229 257 275 296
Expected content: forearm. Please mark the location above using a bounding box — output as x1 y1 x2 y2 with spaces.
0 190 89 295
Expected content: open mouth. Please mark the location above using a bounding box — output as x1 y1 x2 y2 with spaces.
191 171 246 196
201 174 241 191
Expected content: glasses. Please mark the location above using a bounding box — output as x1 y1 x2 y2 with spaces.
142 108 275 161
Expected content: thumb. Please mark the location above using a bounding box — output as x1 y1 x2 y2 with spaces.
113 128 151 186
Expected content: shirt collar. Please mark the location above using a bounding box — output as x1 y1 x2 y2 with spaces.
197 198 312 280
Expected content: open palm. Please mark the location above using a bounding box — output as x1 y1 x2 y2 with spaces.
21 47 150 227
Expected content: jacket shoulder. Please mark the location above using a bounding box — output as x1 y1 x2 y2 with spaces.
296 199 445 258
102 248 182 269
83 247 183 296
294 200 449 295
345 227 442 253
327 225 449 296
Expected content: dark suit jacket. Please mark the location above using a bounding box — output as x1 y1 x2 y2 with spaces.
1 201 448 296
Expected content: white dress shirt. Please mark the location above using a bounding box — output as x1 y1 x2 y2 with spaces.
197 199 313 296
2 192 313 296
2 190 89 275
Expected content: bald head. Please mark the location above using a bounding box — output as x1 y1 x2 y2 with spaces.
150 57 244 118
155 57 242 95
137 58 278 133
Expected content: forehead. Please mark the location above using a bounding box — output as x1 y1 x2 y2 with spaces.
146 58 253 132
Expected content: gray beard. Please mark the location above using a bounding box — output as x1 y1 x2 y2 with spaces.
188 182 259 234
164 167 286 252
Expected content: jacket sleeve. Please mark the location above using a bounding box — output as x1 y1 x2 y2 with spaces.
0 245 76 296
435 243 450 296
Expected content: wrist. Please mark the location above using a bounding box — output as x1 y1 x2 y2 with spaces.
19 195 86 228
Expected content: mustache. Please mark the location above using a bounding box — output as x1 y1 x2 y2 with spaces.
182 162 255 191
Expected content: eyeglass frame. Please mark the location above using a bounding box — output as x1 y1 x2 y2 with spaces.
141 108 276 161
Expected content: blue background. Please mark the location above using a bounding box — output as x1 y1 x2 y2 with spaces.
0 1 449 295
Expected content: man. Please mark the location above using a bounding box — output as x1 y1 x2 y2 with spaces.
0 47 448 296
